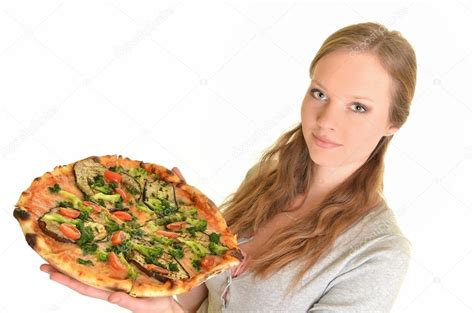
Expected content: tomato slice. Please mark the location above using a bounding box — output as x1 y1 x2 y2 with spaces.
83 201 102 213
58 207 81 219
156 230 180 238
145 264 169 275
112 211 133 221
165 221 187 231
111 231 126 246
108 252 127 272
114 187 128 201
104 170 122 183
59 223 81 240
201 255 218 269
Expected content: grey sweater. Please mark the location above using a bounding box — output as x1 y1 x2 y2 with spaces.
196 198 412 313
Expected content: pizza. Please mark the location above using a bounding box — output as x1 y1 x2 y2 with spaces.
13 155 243 297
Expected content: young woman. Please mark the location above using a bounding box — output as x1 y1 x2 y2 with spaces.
41 21 417 313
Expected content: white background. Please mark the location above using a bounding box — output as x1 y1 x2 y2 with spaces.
0 0 472 312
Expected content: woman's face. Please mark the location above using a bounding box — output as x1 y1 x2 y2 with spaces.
301 49 398 168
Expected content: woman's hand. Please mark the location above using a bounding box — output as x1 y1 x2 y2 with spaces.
40 264 185 313
39 167 189 313
171 167 186 183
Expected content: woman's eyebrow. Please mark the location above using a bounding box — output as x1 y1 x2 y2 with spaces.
311 79 327 90
353 96 375 104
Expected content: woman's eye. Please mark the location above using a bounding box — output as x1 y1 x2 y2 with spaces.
351 102 367 113
310 88 326 101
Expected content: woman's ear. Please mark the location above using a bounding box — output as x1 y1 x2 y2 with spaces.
385 125 399 137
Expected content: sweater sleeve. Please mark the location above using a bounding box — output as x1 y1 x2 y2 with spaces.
307 234 412 313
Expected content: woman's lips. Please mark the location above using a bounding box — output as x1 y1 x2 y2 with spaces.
312 134 342 149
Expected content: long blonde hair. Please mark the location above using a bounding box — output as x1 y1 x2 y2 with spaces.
221 22 417 297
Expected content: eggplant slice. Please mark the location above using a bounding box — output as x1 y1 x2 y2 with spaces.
38 207 108 243
74 158 142 202
119 171 142 202
74 158 107 197
38 207 76 243
129 250 190 282
144 179 178 207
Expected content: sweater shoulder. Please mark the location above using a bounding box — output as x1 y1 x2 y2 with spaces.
333 199 412 255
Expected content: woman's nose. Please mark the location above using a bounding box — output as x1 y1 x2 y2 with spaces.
316 101 338 130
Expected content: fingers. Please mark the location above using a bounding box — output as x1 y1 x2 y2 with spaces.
40 264 174 311
41 264 112 301
171 167 186 183
40 263 58 274
108 292 175 312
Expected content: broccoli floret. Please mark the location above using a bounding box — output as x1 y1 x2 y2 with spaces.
58 190 84 210
91 192 121 203
56 200 73 208
209 242 229 255
182 208 198 217
136 202 154 214
129 167 147 177
76 223 98 255
41 213 81 226
209 232 220 244
77 258 93 266
131 242 163 259
177 238 209 258
118 253 138 280
89 174 113 194
145 198 162 211
48 184 61 193
192 259 201 272
168 262 179 272
185 218 207 230
109 166 123 173
152 235 173 246
95 249 108 262
106 219 121 233
107 241 132 256
168 246 184 259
